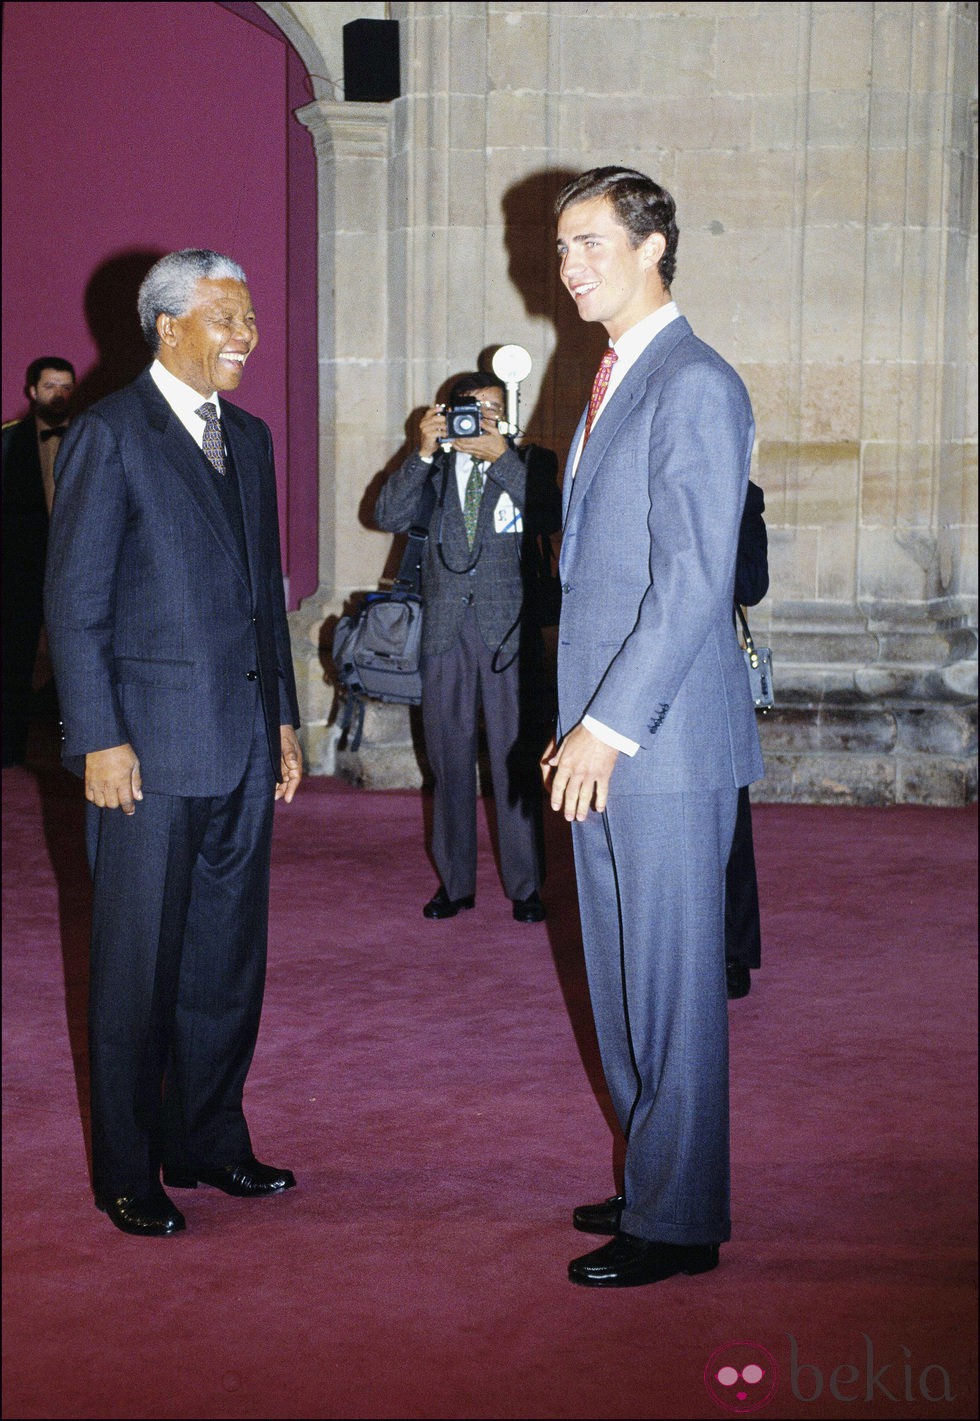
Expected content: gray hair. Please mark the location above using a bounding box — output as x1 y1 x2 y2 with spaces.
137 249 248 352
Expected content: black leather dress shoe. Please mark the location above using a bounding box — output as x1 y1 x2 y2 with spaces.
423 886 475 920
572 1192 625 1235
512 891 546 923
726 959 752 999
163 1157 296 1197
569 1231 720 1288
96 1184 186 1237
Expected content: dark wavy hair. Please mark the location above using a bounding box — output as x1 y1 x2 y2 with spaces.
555 167 679 289
25 356 75 388
448 371 505 405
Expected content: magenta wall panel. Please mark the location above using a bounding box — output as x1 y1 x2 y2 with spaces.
2 1 318 605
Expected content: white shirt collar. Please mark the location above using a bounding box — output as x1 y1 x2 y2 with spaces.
150 359 219 418
611 300 681 366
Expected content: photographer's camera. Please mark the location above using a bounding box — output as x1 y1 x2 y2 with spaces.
445 402 482 440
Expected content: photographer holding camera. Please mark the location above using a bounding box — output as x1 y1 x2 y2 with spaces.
375 372 560 923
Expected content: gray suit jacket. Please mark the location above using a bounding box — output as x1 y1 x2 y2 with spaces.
558 316 764 796
375 443 560 658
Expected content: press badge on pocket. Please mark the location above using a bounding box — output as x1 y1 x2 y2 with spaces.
493 492 523 534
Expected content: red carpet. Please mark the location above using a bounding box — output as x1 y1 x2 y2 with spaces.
2 746 977 1420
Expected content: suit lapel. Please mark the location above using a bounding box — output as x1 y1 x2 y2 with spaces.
222 403 261 593
563 317 693 530
136 372 250 590
561 409 588 524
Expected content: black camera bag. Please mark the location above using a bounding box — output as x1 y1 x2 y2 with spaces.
332 475 438 750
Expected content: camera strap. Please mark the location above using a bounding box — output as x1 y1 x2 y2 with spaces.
392 472 440 596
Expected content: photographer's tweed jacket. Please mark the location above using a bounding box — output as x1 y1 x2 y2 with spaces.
374 442 559 659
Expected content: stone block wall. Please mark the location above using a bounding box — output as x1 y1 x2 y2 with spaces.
277 0 977 804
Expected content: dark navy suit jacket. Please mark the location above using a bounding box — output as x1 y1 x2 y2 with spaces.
44 368 299 795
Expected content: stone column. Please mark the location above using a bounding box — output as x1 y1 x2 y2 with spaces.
290 98 395 774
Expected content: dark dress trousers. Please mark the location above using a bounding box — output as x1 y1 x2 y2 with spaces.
375 442 561 901
726 479 769 971
43 369 299 1199
2 417 49 764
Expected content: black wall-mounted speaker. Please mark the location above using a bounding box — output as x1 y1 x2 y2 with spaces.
343 19 400 103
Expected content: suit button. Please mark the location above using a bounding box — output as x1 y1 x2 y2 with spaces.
462 592 474 605
245 670 258 681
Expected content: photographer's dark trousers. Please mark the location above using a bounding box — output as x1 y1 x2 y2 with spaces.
724 785 762 969
421 606 542 903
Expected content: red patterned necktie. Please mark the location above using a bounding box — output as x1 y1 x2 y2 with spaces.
581 347 618 448
195 402 226 476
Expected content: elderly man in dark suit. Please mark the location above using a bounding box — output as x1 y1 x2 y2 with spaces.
545 168 764 1287
2 356 75 766
44 249 302 1237
375 373 560 923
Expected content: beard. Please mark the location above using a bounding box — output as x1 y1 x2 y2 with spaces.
35 395 72 425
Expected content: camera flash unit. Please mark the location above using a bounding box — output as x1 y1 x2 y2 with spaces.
491 344 533 435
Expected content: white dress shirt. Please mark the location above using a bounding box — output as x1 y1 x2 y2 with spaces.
578 302 681 757
150 359 221 453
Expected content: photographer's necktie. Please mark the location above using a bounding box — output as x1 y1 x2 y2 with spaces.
195 402 226 476
463 456 483 547
581 346 618 448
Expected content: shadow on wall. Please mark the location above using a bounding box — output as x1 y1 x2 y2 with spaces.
499 168 608 459
72 249 166 413
323 169 607 725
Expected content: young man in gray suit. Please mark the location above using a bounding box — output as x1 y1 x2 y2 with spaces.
44 250 302 1237
376 373 560 923
544 168 764 1287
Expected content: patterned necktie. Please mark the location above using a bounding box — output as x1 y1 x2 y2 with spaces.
581 347 618 448
463 456 483 547
195 402 225 476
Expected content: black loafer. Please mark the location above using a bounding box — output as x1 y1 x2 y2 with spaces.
163 1157 296 1197
726 959 751 999
96 1184 186 1237
569 1231 720 1288
423 887 475 920
512 891 546 923
572 1192 625 1235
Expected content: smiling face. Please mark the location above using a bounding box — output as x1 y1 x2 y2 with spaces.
155 277 258 397
556 195 668 342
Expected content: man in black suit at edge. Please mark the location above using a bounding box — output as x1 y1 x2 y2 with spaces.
725 478 769 999
44 250 302 1237
2 356 75 766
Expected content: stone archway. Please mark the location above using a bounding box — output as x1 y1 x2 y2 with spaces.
250 4 398 775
